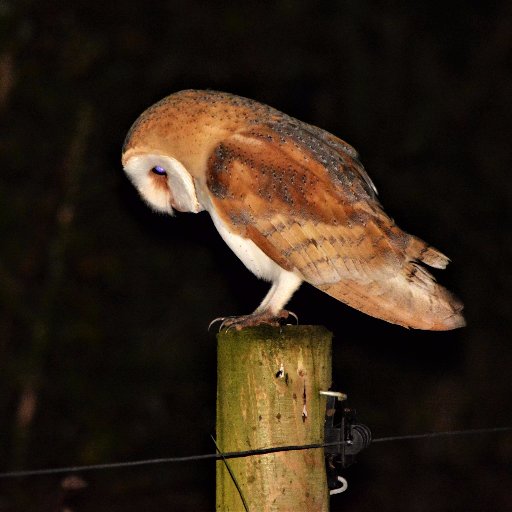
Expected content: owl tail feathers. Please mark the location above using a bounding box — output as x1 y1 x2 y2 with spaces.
319 275 465 330
405 236 451 269
318 238 465 330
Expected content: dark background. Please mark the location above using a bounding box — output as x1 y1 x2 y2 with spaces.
1 1 511 511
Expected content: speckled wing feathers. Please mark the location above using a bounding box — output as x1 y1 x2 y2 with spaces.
287 120 379 196
207 123 399 280
206 123 464 330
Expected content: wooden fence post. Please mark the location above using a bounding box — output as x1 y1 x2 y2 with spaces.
216 325 332 511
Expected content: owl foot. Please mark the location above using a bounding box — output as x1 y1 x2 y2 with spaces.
209 310 298 332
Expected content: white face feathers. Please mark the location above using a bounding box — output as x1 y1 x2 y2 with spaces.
123 154 203 214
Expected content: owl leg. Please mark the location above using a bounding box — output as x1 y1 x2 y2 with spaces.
255 270 302 315
253 282 278 312
210 271 302 331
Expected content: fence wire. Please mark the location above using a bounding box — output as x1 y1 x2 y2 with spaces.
0 426 510 479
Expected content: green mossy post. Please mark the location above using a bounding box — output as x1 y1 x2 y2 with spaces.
216 325 332 511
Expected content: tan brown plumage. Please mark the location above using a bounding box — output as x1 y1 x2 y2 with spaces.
122 89 465 330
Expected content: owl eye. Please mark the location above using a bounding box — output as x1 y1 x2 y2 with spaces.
151 165 167 176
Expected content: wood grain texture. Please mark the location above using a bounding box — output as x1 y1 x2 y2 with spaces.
216 325 332 512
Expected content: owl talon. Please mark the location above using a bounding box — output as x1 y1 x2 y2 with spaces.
287 311 299 325
208 317 226 331
209 310 298 332
219 317 238 331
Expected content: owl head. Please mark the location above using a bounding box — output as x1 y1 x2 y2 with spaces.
122 151 202 214
122 96 204 215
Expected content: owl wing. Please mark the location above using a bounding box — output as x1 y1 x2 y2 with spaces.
206 122 464 330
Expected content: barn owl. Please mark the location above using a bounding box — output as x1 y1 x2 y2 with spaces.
122 90 465 330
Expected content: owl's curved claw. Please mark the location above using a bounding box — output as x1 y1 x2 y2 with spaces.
208 316 240 331
208 317 228 331
219 317 238 331
287 311 299 325
224 322 240 333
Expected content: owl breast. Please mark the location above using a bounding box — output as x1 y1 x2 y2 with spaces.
209 208 288 282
